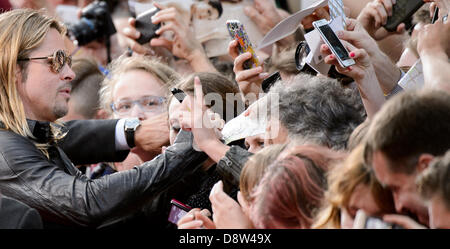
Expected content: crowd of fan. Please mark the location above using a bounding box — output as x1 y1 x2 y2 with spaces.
0 0 449 230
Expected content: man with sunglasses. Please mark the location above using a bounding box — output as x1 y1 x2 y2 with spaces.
0 9 207 228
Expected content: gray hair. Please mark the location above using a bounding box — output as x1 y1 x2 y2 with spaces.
269 74 366 150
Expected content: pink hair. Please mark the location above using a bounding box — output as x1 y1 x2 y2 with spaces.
250 145 345 229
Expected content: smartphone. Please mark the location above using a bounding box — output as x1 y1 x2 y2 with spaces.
353 210 403 229
168 199 192 225
262 71 281 93
384 0 424 32
313 19 355 68
135 7 161 44
171 88 187 103
226 20 260 70
431 7 439 24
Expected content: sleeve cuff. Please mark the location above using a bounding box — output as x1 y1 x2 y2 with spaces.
115 118 130 151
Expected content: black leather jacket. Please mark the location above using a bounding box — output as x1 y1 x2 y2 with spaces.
0 119 207 228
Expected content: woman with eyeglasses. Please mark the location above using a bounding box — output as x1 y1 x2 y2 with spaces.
99 54 180 174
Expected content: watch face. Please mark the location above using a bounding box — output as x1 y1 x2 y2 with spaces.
126 118 140 130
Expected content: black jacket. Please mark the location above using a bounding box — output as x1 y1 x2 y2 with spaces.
0 119 207 228
0 195 43 229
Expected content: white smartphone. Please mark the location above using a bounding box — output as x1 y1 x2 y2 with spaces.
313 19 355 68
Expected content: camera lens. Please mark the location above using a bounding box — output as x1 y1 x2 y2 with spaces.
295 41 310 71
295 41 316 75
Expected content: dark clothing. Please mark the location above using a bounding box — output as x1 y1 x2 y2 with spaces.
0 119 207 228
217 145 253 186
0 195 43 229
117 146 251 229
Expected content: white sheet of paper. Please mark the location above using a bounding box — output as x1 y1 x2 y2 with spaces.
258 0 329 50
221 97 268 145
398 59 424 90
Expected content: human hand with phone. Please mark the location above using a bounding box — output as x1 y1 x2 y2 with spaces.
383 214 428 229
321 40 386 118
417 16 450 56
334 18 403 94
209 181 254 229
228 40 268 96
357 0 406 41
177 208 215 229
426 0 450 19
416 18 450 89
149 3 216 72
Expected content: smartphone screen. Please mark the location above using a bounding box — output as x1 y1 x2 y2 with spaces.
317 24 350 61
168 199 191 224
168 204 189 224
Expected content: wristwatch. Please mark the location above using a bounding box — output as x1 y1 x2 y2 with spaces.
124 118 141 148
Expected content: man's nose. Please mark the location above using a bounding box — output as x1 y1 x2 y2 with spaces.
393 192 406 214
61 64 75 82
130 104 146 121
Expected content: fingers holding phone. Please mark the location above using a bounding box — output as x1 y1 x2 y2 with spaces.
177 208 215 229
233 52 267 95
321 42 371 81
357 0 407 40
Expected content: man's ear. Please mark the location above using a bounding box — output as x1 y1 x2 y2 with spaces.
417 154 435 173
95 109 110 120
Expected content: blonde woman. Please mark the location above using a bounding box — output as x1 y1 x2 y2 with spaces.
313 145 395 228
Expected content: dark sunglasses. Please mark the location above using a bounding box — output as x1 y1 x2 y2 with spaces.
170 88 187 103
18 50 72 73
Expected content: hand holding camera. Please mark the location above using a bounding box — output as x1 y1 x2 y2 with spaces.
357 0 409 41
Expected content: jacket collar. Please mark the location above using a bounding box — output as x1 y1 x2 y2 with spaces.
0 119 52 143
26 119 53 144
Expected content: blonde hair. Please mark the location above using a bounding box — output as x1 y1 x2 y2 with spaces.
312 144 395 228
0 9 66 156
100 55 180 115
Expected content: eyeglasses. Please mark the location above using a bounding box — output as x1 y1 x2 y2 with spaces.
111 96 166 115
18 50 72 73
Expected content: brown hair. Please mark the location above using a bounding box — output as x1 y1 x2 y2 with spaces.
69 57 104 119
364 90 450 174
239 144 287 203
347 119 370 151
265 46 300 76
171 72 245 122
313 144 395 228
417 149 450 210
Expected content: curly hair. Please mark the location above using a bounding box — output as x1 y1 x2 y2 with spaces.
269 74 366 150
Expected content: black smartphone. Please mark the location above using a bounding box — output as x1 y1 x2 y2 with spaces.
171 88 187 103
262 71 281 93
168 199 192 225
135 7 161 44
384 0 424 32
432 7 439 24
